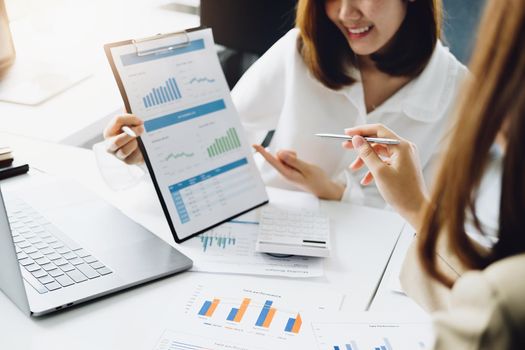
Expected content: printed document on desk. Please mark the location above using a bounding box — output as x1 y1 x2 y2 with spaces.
176 187 323 277
178 220 324 277
153 275 345 350
311 311 434 350
110 183 324 277
105 28 268 243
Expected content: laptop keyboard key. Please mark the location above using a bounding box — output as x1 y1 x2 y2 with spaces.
38 275 54 284
69 257 84 266
40 247 54 255
49 269 64 278
83 255 97 264
25 263 40 273
59 263 75 272
75 249 90 258
17 251 28 260
77 264 99 279
34 257 51 266
28 237 42 245
50 242 64 250
47 252 61 261
45 281 62 291
17 241 31 249
90 261 105 269
28 251 44 260
18 257 34 266
43 237 57 244
22 246 38 254
55 246 70 255
55 274 75 287
41 263 58 272
54 258 68 266
34 242 48 250
62 251 77 260
31 269 48 279
97 267 112 276
66 269 88 283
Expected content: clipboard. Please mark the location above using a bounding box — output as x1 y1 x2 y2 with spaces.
104 27 268 243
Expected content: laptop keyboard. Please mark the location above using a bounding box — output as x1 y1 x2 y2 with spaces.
6 197 113 294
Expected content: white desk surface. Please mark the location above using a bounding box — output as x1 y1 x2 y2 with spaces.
0 0 200 146
0 133 427 349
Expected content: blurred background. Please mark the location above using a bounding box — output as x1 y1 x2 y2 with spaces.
0 0 485 150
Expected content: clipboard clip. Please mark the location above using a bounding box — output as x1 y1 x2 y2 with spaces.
132 31 190 57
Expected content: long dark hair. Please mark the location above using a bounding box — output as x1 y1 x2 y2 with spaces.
295 0 442 89
418 0 525 287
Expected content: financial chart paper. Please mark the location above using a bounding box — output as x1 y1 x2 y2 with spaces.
107 29 268 241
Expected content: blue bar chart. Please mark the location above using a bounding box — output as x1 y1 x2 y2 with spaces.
142 77 182 108
226 298 251 322
200 234 236 252
255 300 274 327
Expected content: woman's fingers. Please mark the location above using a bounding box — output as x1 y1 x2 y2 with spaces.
115 138 139 160
349 144 390 171
123 148 144 165
253 145 300 180
344 123 401 140
104 114 144 138
106 132 135 153
360 171 374 185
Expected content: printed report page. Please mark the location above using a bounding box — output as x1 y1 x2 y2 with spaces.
109 29 268 240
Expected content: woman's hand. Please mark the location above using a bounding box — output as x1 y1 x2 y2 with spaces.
344 124 430 230
103 114 145 165
253 144 344 200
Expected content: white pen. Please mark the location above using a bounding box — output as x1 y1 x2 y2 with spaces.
315 133 400 145
121 126 137 138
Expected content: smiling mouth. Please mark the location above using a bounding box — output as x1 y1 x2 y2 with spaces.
347 25 373 35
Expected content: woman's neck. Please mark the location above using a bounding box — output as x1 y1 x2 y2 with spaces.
357 55 411 114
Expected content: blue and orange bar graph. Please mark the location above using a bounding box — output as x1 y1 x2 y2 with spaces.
255 300 277 328
198 299 220 317
226 298 251 322
284 313 302 334
142 77 181 108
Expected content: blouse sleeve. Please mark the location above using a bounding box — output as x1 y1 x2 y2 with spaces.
231 29 298 145
431 272 512 350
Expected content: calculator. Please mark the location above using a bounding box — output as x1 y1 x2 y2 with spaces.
256 206 331 257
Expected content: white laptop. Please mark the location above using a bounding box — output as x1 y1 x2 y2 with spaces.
0 176 192 316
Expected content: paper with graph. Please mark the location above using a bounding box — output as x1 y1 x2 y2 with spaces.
156 276 344 350
106 28 268 242
177 220 323 277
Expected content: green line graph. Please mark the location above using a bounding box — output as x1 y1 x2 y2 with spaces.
165 152 195 161
207 128 241 158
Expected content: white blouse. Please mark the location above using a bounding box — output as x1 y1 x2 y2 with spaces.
232 28 468 208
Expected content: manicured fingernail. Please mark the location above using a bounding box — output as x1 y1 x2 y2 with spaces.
352 135 365 148
116 150 125 160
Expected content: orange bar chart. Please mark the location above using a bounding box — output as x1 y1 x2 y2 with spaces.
262 308 277 328
284 313 302 334
226 298 251 322
198 298 221 317
205 299 220 317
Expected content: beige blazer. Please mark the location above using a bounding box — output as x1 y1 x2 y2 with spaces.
400 240 525 349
